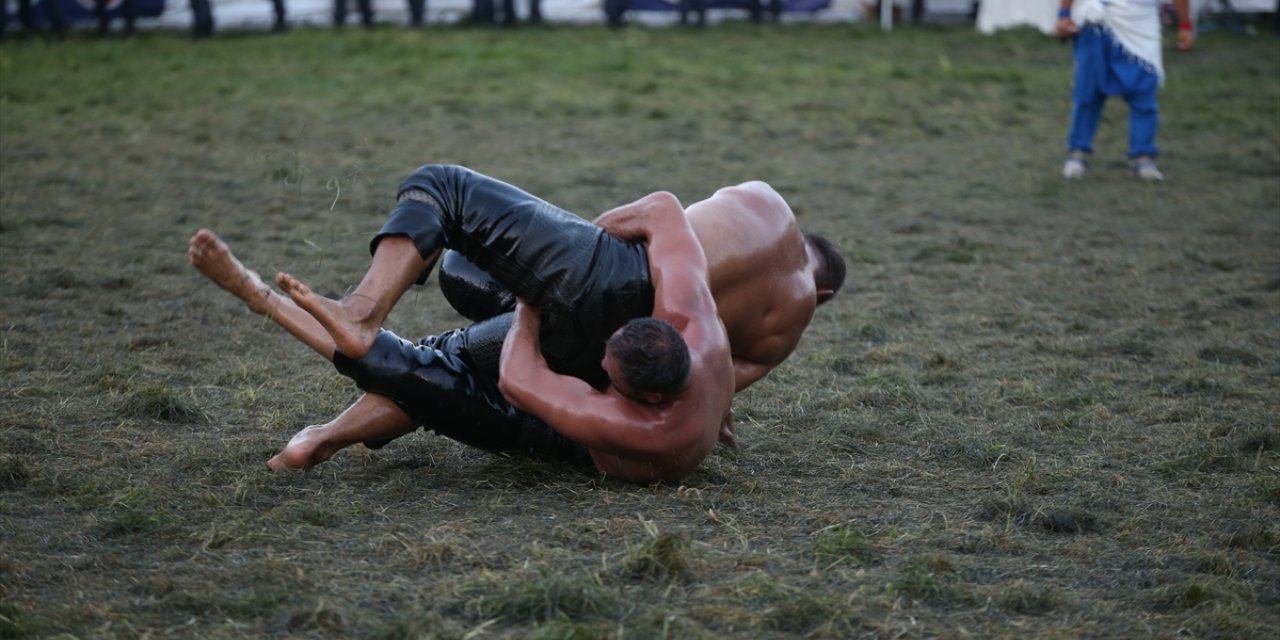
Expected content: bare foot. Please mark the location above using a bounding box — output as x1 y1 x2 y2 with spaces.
276 272 380 358
188 229 276 316
266 424 341 471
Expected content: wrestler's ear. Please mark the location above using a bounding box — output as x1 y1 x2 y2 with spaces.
641 390 665 405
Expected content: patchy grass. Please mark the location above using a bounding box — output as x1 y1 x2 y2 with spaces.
2 17 1279 639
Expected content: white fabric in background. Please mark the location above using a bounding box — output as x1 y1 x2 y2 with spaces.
1073 0 1165 84
976 0 1059 35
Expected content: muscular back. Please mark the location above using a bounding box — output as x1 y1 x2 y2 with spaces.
685 182 817 389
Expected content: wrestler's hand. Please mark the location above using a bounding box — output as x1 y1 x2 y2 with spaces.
1177 27 1195 51
718 409 737 449
592 191 683 244
593 208 645 242
511 300 541 334
1055 17 1078 40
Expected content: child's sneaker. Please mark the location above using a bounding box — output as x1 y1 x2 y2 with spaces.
1062 150 1089 179
1132 155 1164 182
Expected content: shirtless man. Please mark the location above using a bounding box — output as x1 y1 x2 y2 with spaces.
497 192 733 482
193 186 733 484
439 178 843 393
190 164 844 480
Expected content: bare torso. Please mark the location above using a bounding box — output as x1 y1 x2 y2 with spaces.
685 182 817 387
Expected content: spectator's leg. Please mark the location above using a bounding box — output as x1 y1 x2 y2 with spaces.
94 0 110 35
190 0 214 37
1066 26 1107 156
407 0 424 27
472 0 495 24
271 0 287 32
44 0 66 38
1125 78 1160 160
333 0 346 26
19 0 35 29
123 0 137 35
9 0 38 34
501 0 515 24
604 0 624 28
1067 95 1105 158
529 0 541 23
358 0 373 27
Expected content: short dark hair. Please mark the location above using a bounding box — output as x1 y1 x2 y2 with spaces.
606 317 691 396
805 233 847 305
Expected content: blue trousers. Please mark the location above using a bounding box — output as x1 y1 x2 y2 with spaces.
1067 24 1161 158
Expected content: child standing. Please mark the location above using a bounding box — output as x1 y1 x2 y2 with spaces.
1058 0 1196 181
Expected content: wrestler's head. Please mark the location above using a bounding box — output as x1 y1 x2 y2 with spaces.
602 317 692 403
805 232 847 305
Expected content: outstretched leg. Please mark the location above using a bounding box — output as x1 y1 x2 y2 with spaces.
188 228 276 315
188 228 337 361
267 392 418 471
276 235 434 359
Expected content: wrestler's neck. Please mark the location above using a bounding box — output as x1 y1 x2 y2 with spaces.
603 354 674 406
609 375 669 407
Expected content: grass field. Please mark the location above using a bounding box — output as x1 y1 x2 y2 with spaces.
1 19 1278 639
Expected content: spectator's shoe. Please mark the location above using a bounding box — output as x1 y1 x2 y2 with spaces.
1132 156 1164 182
1062 150 1089 179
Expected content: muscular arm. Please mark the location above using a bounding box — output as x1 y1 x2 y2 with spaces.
506 194 737 455
600 191 782 394
592 191 734 437
499 302 669 457
595 192 716 326
628 193 737 437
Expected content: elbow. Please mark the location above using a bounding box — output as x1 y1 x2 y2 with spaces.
646 191 682 210
497 365 526 406
498 376 525 410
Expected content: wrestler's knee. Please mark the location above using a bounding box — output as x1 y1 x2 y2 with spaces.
439 250 516 321
398 163 470 202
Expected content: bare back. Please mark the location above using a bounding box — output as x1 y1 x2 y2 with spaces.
685 182 817 389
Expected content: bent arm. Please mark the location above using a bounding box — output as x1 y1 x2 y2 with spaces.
630 193 716 326
1056 0 1077 39
593 191 685 242
598 191 718 337
499 302 664 456
1173 0 1194 50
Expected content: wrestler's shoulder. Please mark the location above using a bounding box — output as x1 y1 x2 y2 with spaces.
703 181 791 217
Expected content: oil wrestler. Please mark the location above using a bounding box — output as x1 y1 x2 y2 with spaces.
189 165 845 482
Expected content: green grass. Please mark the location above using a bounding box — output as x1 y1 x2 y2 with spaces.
2 18 1279 639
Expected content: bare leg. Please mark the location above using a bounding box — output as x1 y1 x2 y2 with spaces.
188 228 275 315
276 236 437 359
267 393 418 471
188 228 337 361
